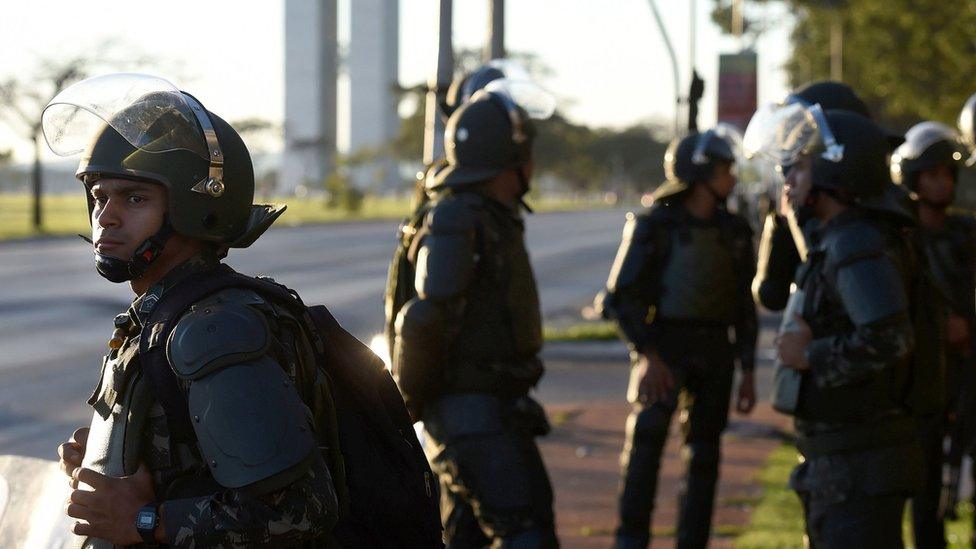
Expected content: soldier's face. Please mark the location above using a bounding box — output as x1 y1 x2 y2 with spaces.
783 154 813 216
916 164 955 207
89 178 168 260
708 161 737 199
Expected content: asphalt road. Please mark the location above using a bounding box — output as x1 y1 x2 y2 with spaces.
0 208 628 460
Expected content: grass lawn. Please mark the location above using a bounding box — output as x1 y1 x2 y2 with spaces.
543 320 619 342
734 443 975 548
0 193 619 242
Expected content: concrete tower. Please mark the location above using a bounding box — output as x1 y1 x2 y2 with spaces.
348 0 400 190
282 0 338 193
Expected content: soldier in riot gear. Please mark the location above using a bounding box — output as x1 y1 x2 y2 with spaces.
47 74 340 547
892 121 973 547
390 80 558 547
386 60 541 361
749 105 924 546
599 126 758 549
750 81 877 312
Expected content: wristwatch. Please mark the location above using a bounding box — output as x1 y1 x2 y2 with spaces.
135 503 159 546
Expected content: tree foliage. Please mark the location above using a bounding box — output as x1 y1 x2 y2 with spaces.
391 50 669 195
713 0 976 130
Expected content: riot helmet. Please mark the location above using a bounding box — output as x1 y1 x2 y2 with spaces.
957 92 976 166
42 73 283 282
890 121 963 190
441 59 536 119
746 104 890 198
431 77 555 191
787 81 871 119
655 124 742 200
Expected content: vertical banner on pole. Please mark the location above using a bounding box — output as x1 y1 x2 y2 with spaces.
717 51 757 132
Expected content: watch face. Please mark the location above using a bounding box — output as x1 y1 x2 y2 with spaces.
137 509 156 529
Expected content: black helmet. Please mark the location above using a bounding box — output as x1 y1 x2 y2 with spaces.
442 65 506 119
655 125 740 200
787 81 871 118
43 73 283 281
431 76 555 191
746 103 890 199
890 121 963 190
958 92 976 166
431 90 535 190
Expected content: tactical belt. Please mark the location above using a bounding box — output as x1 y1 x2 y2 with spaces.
796 415 917 458
447 358 542 396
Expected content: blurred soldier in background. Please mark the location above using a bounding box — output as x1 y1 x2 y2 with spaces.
389 76 560 547
891 122 973 548
599 126 758 549
749 104 926 546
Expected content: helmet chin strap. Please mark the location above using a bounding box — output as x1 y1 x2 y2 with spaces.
91 218 175 284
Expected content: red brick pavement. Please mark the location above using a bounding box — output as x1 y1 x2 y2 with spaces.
536 350 791 548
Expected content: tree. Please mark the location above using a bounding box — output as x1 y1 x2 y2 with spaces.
712 0 976 130
0 43 155 230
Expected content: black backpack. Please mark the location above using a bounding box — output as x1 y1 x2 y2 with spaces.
383 200 434 359
138 265 444 548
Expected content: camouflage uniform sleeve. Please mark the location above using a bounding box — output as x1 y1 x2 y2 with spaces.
160 455 337 547
731 217 758 372
805 246 914 389
805 317 914 389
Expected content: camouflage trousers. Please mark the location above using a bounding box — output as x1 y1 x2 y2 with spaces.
423 393 558 548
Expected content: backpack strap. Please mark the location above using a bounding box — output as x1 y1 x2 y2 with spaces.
138 265 256 447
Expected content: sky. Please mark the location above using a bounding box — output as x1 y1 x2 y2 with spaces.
0 0 793 163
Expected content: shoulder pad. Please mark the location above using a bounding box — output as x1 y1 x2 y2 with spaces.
426 193 483 234
822 218 886 271
167 299 270 380
187 355 316 489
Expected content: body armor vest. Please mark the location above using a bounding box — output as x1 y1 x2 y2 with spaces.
445 201 543 394
657 223 736 322
919 216 976 316
76 337 153 549
793 224 907 427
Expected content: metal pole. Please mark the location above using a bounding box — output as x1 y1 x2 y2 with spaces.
32 131 42 230
830 13 843 81
423 0 454 165
647 0 682 135
486 0 505 60
689 0 697 72
732 0 744 38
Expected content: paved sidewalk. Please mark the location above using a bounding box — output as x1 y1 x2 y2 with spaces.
536 330 790 548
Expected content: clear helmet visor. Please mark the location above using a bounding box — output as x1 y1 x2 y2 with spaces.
895 121 961 160
42 73 209 160
743 102 842 166
483 77 556 121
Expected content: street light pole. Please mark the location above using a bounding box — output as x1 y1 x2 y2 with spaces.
647 0 682 135
423 0 454 165
486 0 505 60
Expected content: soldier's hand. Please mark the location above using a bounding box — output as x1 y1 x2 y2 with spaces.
66 464 156 545
947 315 971 352
736 371 757 415
776 314 811 370
58 427 89 479
637 352 675 404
